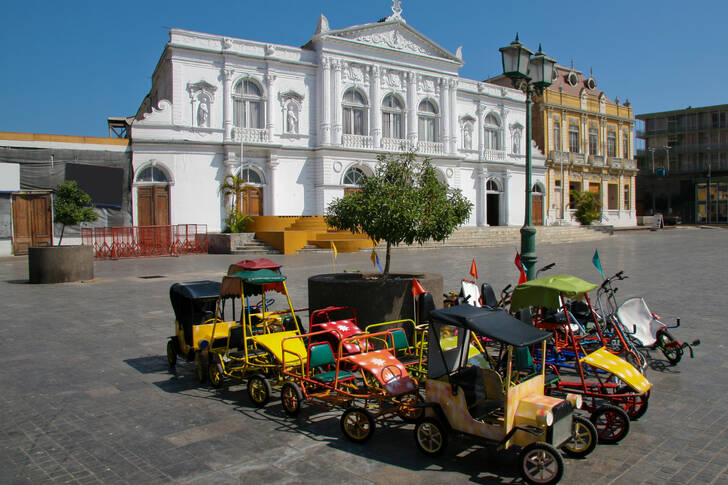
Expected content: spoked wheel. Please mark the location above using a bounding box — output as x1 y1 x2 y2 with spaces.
397 392 424 424
657 329 682 365
208 356 224 389
340 407 375 443
615 388 649 421
624 350 646 374
561 415 598 458
166 340 177 369
590 404 630 443
196 352 208 384
414 417 448 456
520 442 564 485
247 373 271 407
281 382 303 417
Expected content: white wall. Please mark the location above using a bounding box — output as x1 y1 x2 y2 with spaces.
0 163 20 191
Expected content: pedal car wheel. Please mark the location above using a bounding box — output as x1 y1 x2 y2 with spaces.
247 374 271 407
208 357 224 389
281 382 303 416
657 330 682 365
340 407 375 443
196 352 208 384
616 388 649 421
561 415 597 458
624 351 646 374
397 392 424 424
520 442 564 485
166 340 177 369
590 404 630 444
414 417 447 456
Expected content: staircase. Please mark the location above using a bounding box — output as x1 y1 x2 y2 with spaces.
249 216 374 255
231 237 279 254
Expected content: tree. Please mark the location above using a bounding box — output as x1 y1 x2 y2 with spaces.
571 190 602 225
219 174 252 233
326 152 472 275
54 181 98 245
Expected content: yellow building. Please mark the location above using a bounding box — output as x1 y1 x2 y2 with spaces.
531 65 638 226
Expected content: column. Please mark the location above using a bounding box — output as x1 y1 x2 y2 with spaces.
440 78 450 152
370 65 381 148
222 155 236 212
223 69 234 141
618 173 624 212
319 57 331 145
601 179 609 222
477 167 487 226
266 154 279 216
265 73 276 142
332 59 342 145
449 80 458 154
503 170 512 226
407 72 417 144
477 104 484 161
562 168 569 219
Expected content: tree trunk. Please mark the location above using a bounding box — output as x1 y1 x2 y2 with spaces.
58 224 66 246
384 241 392 275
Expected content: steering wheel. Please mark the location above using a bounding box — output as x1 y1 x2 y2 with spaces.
381 364 403 384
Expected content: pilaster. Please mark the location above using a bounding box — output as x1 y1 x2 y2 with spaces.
370 65 381 148
320 56 331 145
267 154 279 216
406 72 417 144
333 59 342 145
223 68 234 141
265 73 276 142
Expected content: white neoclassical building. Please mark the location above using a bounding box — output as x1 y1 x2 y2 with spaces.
130 6 546 231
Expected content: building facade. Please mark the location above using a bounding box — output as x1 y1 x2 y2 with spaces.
129 7 545 232
636 104 728 224
492 65 638 226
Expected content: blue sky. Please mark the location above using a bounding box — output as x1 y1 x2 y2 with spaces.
1 0 725 138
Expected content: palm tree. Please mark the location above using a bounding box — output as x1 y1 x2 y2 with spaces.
219 174 248 212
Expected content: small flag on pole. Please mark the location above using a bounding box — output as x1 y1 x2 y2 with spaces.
370 249 377 266
412 278 427 297
375 253 383 273
515 251 528 285
592 249 605 279
331 241 338 260
469 258 478 280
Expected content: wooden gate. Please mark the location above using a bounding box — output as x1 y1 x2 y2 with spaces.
137 186 170 226
239 187 263 216
12 193 52 255
532 194 543 226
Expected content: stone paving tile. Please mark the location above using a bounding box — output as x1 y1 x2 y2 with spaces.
2 228 728 484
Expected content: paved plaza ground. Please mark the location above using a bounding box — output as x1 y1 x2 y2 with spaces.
1 227 728 484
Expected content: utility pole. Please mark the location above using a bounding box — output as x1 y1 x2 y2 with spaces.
664 145 672 214
649 147 656 214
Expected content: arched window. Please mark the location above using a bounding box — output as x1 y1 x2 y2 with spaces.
486 179 500 192
532 184 544 193
382 94 404 139
233 79 264 129
485 114 501 150
240 166 262 185
136 166 168 183
418 100 439 142
343 89 368 135
343 166 367 185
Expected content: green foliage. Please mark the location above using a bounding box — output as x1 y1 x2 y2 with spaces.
219 174 248 211
571 190 602 225
54 181 98 245
223 210 252 233
325 152 472 274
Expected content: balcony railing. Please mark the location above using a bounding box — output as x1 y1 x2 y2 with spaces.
381 137 413 152
605 157 638 170
342 134 373 149
483 149 506 161
588 155 605 167
418 141 445 156
548 151 588 166
233 127 268 143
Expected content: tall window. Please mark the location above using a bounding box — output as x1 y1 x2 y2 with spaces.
624 184 630 210
607 129 617 157
418 100 439 142
553 119 561 151
589 125 598 155
382 94 404 139
233 79 264 129
484 114 501 150
623 132 630 159
569 121 580 153
343 89 368 135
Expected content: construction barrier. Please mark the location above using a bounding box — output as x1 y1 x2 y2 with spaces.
81 224 208 259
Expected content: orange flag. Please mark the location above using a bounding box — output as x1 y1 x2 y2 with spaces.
469 258 478 280
412 278 427 297
515 252 528 285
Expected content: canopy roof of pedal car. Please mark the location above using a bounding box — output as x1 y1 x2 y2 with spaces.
229 269 287 297
169 280 221 327
510 274 599 312
429 305 552 347
228 257 282 273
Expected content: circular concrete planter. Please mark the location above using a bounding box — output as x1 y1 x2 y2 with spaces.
308 273 443 328
28 246 94 284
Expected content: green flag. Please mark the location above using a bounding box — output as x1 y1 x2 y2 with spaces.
592 249 605 279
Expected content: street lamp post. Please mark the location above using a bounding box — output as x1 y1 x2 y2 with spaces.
500 35 555 280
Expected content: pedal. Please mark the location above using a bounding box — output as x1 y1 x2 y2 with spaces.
692 339 701 346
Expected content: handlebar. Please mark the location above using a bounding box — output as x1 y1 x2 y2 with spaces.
600 271 628 290
540 263 556 272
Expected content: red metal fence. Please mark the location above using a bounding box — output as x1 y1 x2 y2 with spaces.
81 224 208 259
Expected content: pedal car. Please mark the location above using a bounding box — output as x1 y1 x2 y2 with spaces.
309 306 370 356
414 305 597 485
510 275 652 440
280 329 422 442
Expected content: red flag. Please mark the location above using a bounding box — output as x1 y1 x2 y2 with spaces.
412 278 427 297
515 252 528 285
469 259 478 280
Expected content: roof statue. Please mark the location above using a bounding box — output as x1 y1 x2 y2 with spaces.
388 0 404 21
316 14 330 34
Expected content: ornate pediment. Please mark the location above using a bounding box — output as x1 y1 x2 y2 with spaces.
321 20 461 64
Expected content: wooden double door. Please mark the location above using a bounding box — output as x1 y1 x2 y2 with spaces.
238 186 263 216
137 185 170 226
532 194 543 226
12 193 52 255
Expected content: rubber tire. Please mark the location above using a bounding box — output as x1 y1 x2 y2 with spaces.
624 350 646 374
414 417 448 456
166 340 177 369
208 356 224 389
196 352 208 384
247 373 271 407
340 407 375 443
397 392 424 424
617 387 649 421
520 442 564 485
590 404 630 444
561 415 598 458
281 382 303 417
657 330 682 365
